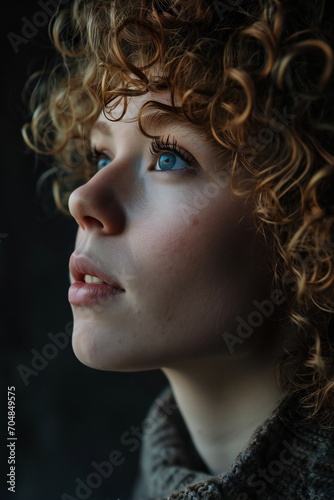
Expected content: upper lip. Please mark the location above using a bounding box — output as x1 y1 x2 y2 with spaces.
69 254 125 290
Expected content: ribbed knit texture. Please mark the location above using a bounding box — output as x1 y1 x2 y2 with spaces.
132 387 334 499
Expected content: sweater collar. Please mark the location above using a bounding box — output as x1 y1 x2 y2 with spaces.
138 386 334 499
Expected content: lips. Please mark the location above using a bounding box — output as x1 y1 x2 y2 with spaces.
68 253 125 306
69 254 125 290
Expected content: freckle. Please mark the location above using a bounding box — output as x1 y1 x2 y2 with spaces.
192 217 199 226
118 339 123 345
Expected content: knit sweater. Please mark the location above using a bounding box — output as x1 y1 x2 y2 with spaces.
131 386 334 499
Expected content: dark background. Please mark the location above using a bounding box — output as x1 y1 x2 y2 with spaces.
1 2 167 499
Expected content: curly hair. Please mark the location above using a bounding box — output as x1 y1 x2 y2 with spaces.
23 0 334 424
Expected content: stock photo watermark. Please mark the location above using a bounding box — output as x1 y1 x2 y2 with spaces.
178 106 297 225
178 167 230 224
16 247 137 386
61 394 178 500
222 288 286 354
7 0 71 54
213 0 244 19
222 236 334 354
7 386 17 493
235 437 299 499
17 321 73 386
240 107 297 159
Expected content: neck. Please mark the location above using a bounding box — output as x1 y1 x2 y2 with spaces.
162 349 283 474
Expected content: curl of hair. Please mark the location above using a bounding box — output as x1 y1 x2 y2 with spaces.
23 0 334 424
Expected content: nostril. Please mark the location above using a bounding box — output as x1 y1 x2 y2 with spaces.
82 215 104 230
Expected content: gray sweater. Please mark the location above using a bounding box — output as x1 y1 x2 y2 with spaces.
132 386 334 499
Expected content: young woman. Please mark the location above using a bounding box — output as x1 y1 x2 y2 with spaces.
24 0 334 498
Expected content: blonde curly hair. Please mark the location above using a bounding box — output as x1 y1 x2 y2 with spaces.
23 0 334 424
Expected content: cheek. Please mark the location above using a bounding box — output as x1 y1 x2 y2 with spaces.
131 189 252 286
127 194 253 336
129 210 202 291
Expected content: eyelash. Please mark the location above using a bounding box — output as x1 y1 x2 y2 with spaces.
149 135 196 170
89 135 196 173
89 146 107 166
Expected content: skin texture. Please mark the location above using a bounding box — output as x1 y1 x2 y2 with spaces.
69 92 274 371
68 92 285 472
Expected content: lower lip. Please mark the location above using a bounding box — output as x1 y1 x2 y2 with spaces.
68 282 125 306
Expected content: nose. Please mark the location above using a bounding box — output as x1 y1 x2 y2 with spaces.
68 170 126 234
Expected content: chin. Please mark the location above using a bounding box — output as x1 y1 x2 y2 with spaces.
71 325 153 372
71 324 116 370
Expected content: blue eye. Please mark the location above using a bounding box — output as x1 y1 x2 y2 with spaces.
150 135 196 173
156 152 189 171
97 156 111 171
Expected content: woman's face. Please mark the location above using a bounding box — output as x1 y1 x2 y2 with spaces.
68 92 271 371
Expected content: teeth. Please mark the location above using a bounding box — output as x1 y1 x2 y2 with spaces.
84 274 105 284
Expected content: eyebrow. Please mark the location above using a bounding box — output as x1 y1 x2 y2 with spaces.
91 120 113 136
141 110 207 137
91 109 210 141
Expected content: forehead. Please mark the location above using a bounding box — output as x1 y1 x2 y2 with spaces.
91 91 210 141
